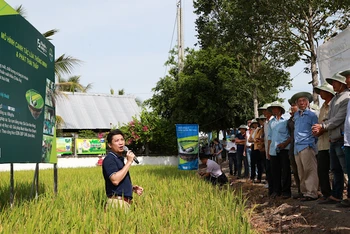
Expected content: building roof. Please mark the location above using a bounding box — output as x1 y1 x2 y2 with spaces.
56 92 141 130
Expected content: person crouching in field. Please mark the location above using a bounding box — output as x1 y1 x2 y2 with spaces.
199 154 228 186
102 129 144 211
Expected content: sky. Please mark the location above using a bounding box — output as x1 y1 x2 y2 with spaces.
6 0 314 112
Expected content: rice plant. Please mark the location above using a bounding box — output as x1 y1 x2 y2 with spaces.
0 166 255 233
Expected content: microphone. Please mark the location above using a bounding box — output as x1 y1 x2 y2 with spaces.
123 146 139 164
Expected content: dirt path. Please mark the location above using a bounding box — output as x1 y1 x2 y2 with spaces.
200 160 350 233
232 180 350 233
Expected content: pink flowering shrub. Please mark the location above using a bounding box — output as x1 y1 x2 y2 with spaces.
120 110 153 147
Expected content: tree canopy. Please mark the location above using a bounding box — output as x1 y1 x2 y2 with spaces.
194 0 350 105
146 46 290 131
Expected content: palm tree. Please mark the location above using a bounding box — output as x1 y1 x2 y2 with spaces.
15 6 84 90
57 75 93 93
118 89 125 95
135 97 143 107
55 115 65 129
16 5 90 127
54 54 82 82
42 29 58 41
14 5 26 17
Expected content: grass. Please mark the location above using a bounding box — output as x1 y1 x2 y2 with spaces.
0 166 254 233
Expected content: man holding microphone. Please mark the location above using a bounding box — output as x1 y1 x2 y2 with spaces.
102 129 144 211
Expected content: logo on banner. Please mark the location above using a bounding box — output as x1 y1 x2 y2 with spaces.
37 38 47 57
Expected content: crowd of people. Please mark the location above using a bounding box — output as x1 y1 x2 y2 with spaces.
199 69 350 209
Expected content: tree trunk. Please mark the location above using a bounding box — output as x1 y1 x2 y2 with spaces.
310 52 319 106
307 5 319 106
253 87 259 118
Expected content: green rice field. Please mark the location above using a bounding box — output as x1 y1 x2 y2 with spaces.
0 166 254 233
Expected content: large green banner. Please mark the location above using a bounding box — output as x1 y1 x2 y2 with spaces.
0 1 56 163
76 139 106 155
56 137 73 155
176 124 199 170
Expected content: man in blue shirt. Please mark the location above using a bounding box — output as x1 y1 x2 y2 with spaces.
292 92 319 201
102 129 144 210
235 125 249 178
267 101 291 199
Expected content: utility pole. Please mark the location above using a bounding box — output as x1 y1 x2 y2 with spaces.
177 0 184 72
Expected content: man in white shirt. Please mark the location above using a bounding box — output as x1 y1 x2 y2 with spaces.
258 103 273 194
225 135 237 175
199 154 228 185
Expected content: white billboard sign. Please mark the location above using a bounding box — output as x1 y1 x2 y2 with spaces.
317 27 350 83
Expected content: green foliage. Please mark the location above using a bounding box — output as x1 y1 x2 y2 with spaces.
146 75 177 120
54 54 82 80
193 0 350 105
120 112 152 145
42 29 59 41
174 48 250 131
147 46 290 131
118 89 125 95
146 1 297 130
14 5 26 18
0 167 253 233
57 75 92 93
120 109 178 155
77 130 96 139
268 1 349 103
147 117 178 155
194 0 294 93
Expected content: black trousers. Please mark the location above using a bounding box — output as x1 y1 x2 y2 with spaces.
266 158 273 196
317 150 331 198
205 173 228 185
237 150 249 178
250 149 262 180
228 152 237 175
270 149 291 196
260 151 266 174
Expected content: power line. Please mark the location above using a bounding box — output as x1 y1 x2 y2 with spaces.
291 69 304 79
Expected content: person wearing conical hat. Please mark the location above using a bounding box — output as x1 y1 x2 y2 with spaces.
225 135 237 176
235 125 249 179
312 72 350 205
291 91 319 201
267 101 292 199
256 115 267 177
336 69 350 207
313 83 334 202
258 103 274 194
248 116 265 183
245 119 255 177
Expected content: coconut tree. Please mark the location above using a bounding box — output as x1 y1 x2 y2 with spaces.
54 54 82 81
57 75 93 93
15 5 84 92
42 29 58 41
118 89 125 95
15 5 86 129
14 5 26 17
